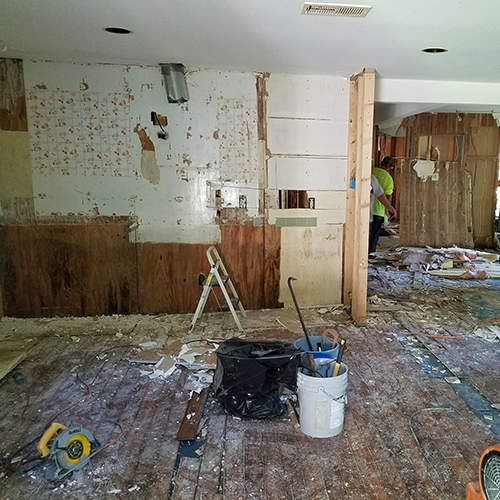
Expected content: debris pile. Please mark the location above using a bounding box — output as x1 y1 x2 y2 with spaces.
370 245 499 280
129 340 218 388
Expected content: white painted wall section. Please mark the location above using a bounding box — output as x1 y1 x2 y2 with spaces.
266 74 349 306
23 61 260 243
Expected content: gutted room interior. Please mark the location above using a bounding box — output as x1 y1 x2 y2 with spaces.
1 1 500 499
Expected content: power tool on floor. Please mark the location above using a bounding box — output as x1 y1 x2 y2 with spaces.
467 445 500 499
37 422 100 480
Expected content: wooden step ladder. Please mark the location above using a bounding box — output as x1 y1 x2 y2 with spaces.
188 246 246 333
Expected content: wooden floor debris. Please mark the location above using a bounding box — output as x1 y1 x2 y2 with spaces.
0 349 26 381
177 387 210 441
370 243 499 277
1 271 500 499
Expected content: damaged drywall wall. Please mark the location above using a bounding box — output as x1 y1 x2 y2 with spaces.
413 159 439 181
23 61 260 243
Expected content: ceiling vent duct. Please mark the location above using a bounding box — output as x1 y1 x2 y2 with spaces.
159 63 189 103
302 3 372 17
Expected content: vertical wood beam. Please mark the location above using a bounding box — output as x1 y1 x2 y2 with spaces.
343 79 358 306
343 69 375 325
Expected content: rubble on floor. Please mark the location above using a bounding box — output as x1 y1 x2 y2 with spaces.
129 339 218 390
370 245 499 279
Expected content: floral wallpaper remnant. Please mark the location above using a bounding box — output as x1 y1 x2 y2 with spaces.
217 97 258 182
27 90 134 177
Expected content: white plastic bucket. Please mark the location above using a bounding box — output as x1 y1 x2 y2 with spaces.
296 363 348 438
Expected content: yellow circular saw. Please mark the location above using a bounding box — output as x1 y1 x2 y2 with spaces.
37 422 100 479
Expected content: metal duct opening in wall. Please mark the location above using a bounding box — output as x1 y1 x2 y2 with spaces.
159 63 189 103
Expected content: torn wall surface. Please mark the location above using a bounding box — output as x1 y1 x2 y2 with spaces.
1 59 352 316
23 61 261 244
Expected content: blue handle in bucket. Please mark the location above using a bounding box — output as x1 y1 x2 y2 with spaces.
294 336 339 377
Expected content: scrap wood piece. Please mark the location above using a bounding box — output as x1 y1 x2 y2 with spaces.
0 350 27 381
177 387 210 441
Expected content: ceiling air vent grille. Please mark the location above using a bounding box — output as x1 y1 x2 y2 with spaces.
302 3 372 17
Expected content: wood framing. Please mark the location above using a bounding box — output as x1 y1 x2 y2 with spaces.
343 69 376 324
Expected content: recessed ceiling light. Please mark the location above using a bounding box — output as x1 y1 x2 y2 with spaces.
422 47 448 53
103 27 132 35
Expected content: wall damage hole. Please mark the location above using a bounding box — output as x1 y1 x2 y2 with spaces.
279 190 309 209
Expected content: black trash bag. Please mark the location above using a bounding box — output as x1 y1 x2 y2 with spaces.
213 338 304 419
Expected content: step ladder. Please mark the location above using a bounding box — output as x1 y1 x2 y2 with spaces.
188 246 246 333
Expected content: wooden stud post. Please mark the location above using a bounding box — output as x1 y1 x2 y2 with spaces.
342 69 376 325
343 78 358 306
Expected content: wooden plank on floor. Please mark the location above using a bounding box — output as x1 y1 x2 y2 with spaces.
195 412 226 500
0 350 26 381
177 387 210 441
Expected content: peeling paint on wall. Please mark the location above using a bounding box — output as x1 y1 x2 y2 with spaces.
80 78 89 91
134 125 160 184
182 154 192 166
141 150 160 185
413 160 439 181
134 125 155 151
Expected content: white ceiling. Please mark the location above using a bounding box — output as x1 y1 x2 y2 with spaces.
2 0 500 122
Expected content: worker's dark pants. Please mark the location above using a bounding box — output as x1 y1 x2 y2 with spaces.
369 215 384 253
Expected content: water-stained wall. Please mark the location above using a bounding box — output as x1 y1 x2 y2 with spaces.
0 59 350 316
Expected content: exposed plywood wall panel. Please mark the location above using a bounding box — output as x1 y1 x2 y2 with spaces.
136 242 209 315
280 225 343 308
217 225 272 309
136 225 281 314
400 113 499 248
0 223 280 318
263 223 282 309
0 131 35 222
400 159 473 248
0 221 138 317
0 58 27 132
0 59 34 222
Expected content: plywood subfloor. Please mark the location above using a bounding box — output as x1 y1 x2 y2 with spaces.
1 278 500 500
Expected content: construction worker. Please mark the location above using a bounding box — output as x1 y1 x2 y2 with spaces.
369 156 395 253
